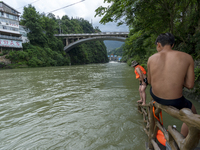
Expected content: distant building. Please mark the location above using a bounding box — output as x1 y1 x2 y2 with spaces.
0 1 22 52
108 54 118 61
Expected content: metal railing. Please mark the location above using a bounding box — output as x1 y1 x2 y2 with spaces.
0 35 22 40
54 32 129 37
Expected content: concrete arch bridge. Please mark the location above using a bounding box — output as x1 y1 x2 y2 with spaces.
54 32 129 52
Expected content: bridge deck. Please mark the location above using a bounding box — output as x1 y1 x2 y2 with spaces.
54 32 129 37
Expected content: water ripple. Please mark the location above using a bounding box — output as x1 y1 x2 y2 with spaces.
0 64 149 150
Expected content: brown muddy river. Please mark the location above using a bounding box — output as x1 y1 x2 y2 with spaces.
0 62 199 149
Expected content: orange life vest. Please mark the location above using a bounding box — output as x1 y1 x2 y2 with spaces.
153 101 166 146
134 65 146 79
156 130 166 146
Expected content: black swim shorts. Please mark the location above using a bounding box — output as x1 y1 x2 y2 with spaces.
140 78 148 86
150 87 192 110
144 78 148 86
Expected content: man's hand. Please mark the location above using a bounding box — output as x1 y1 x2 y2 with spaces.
136 67 144 82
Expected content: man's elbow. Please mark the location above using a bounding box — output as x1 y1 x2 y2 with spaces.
185 83 194 89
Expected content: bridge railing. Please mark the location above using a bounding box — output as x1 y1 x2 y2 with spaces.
54 32 129 37
138 99 200 150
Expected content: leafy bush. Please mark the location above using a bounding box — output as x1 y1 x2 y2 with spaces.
3 50 9 55
194 67 200 81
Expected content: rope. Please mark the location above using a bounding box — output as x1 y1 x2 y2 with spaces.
153 101 163 125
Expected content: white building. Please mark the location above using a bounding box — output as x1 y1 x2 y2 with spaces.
0 1 22 52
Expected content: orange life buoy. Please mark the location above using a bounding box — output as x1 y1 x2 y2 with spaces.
156 130 166 146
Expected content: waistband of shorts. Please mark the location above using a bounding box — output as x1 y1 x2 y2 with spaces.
150 87 184 103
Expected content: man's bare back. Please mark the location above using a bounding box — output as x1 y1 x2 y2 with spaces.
147 43 195 99
147 33 196 137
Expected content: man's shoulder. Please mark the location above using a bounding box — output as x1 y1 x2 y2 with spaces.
173 49 189 55
173 50 193 59
148 53 159 62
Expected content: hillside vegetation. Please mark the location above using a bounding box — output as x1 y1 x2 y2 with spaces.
103 40 124 52
4 5 108 68
107 44 124 56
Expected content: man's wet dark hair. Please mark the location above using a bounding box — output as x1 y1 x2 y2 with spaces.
155 33 175 47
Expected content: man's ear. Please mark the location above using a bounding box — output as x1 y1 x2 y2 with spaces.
171 44 174 48
157 42 162 48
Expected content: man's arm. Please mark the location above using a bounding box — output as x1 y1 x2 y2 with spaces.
136 67 145 84
147 58 151 85
184 56 195 89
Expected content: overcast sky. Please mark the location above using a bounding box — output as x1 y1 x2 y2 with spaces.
5 0 129 32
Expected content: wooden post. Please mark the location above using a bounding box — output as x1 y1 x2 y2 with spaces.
139 99 200 150
138 103 142 112
148 101 155 149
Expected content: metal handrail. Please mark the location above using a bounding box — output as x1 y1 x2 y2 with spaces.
0 34 22 40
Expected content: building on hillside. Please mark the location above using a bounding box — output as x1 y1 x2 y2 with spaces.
108 54 122 62
0 1 22 53
108 54 118 61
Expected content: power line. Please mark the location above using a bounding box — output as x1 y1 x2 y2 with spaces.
16 0 40 10
46 0 85 14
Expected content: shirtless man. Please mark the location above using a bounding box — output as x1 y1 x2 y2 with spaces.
131 61 148 105
147 33 197 137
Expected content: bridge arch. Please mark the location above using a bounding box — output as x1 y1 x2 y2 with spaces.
64 36 126 52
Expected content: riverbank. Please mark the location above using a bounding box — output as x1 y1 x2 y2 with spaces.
0 54 28 69
0 55 11 69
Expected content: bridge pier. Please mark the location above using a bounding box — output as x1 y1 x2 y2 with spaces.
65 38 80 47
66 38 69 46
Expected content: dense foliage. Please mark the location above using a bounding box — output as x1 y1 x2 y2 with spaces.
7 5 108 68
104 40 124 52
95 0 200 95
107 44 124 56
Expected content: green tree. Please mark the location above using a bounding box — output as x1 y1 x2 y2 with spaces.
41 13 64 52
10 5 109 68
95 0 200 97
20 5 47 47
